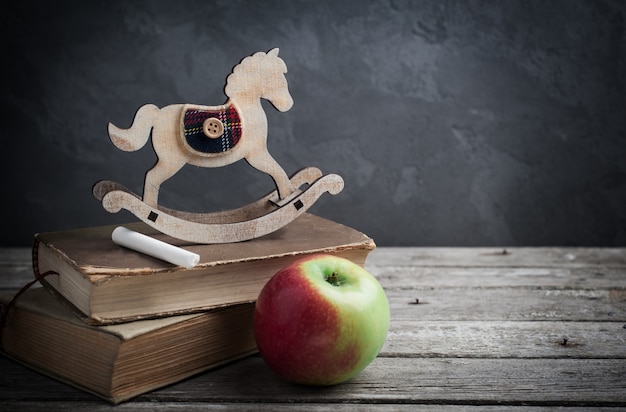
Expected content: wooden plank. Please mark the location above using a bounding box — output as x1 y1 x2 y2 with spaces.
5 283 620 322
3 247 626 289
0 247 32 290
4 247 626 269
133 357 626 406
0 356 96 402
0 247 31 263
0 402 618 412
366 247 626 268
386 287 626 321
11 251 626 290
2 356 624 406
383 321 626 358
371 266 626 289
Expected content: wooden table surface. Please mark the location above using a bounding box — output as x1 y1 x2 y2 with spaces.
1 247 625 410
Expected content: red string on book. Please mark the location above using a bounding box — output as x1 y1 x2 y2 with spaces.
0 240 59 345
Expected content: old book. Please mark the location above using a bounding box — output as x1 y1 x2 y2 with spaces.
0 287 256 404
33 213 375 324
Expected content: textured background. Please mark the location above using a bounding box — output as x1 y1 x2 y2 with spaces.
2 0 625 246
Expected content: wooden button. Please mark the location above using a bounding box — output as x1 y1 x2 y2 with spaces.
203 118 224 139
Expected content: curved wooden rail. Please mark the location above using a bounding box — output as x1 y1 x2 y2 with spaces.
93 167 343 243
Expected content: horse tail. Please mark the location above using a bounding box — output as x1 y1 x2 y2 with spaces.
108 104 160 152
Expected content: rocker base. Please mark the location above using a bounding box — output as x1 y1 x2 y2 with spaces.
93 167 344 244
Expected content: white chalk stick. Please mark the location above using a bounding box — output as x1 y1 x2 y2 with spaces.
112 226 200 269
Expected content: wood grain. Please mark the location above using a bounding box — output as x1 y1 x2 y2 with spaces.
1 247 625 408
93 50 345 244
2 355 624 406
366 247 626 268
383 320 626 358
386 287 626 321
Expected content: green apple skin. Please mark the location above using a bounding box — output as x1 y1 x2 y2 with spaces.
253 254 390 385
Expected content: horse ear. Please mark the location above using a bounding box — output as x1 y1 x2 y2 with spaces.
268 48 279 57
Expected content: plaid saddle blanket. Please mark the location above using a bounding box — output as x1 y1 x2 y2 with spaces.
182 104 242 154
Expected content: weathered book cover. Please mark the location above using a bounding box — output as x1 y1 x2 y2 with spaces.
1 287 256 404
33 213 375 324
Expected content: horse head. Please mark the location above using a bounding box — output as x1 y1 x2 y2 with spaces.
225 48 293 112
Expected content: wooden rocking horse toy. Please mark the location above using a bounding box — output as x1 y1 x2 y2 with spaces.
93 48 343 243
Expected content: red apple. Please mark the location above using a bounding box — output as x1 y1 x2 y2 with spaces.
253 254 390 385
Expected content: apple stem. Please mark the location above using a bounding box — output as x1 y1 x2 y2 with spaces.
325 271 342 286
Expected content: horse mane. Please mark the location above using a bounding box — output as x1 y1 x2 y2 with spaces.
224 48 287 97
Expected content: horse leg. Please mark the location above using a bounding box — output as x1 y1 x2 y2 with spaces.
245 151 296 200
143 158 186 207
141 104 188 207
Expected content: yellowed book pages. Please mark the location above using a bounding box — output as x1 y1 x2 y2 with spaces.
1 287 256 404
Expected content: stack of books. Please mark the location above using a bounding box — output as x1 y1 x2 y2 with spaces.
0 213 375 404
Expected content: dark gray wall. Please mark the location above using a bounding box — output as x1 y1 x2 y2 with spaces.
3 0 625 246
